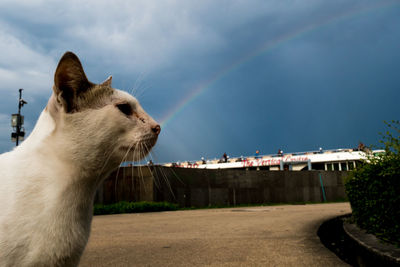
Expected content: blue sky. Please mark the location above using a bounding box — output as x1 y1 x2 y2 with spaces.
0 0 399 163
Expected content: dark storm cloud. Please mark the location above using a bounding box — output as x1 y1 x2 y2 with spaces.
0 0 399 162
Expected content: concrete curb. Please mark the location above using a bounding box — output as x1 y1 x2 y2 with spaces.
343 222 400 266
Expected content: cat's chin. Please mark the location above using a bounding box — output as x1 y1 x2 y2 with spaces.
118 148 148 161
118 138 157 161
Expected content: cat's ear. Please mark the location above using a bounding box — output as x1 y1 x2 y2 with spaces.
53 51 92 113
101 76 112 87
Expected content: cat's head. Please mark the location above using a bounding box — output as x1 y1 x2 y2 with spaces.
46 52 160 164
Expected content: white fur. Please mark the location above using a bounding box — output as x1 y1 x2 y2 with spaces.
0 62 159 266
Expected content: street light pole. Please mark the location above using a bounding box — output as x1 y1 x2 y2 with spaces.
16 89 23 146
11 88 27 146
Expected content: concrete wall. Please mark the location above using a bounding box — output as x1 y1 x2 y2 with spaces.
96 167 348 207
153 168 347 207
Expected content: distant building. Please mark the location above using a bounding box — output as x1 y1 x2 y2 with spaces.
163 148 384 171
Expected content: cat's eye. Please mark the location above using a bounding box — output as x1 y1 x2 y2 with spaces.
116 103 133 116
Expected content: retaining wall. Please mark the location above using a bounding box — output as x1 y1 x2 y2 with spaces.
95 166 348 207
153 167 347 207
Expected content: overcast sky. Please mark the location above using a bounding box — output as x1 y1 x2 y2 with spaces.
0 0 399 163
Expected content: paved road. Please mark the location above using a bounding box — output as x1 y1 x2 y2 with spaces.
80 203 351 267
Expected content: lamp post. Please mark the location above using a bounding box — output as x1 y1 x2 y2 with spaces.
11 88 27 146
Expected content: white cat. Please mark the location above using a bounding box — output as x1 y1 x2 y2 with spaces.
0 52 160 266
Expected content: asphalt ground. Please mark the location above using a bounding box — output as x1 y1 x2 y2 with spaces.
80 203 351 267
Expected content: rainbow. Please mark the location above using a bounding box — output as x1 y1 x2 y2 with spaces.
160 1 398 128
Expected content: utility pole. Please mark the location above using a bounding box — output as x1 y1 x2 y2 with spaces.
11 88 27 146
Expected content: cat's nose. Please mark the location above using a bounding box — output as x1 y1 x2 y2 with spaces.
152 124 161 135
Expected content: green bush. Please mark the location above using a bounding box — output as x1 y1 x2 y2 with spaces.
94 201 179 215
345 121 400 246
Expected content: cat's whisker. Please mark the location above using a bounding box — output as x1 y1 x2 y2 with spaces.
114 140 137 196
161 170 174 199
135 83 150 101
132 71 145 94
169 164 185 187
130 71 149 100
135 144 144 193
142 143 169 197
129 140 142 200
140 142 146 174
139 142 148 195
95 138 122 185
135 141 143 197
146 157 159 192
148 143 182 199
131 144 135 199
142 142 157 177
143 142 157 195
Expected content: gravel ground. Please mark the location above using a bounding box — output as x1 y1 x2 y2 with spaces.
80 203 351 267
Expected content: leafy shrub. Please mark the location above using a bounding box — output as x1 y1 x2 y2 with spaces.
345 120 400 246
94 201 179 215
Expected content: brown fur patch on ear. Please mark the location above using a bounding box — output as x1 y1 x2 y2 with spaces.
54 52 94 113
75 84 114 110
46 84 114 118
101 76 112 87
